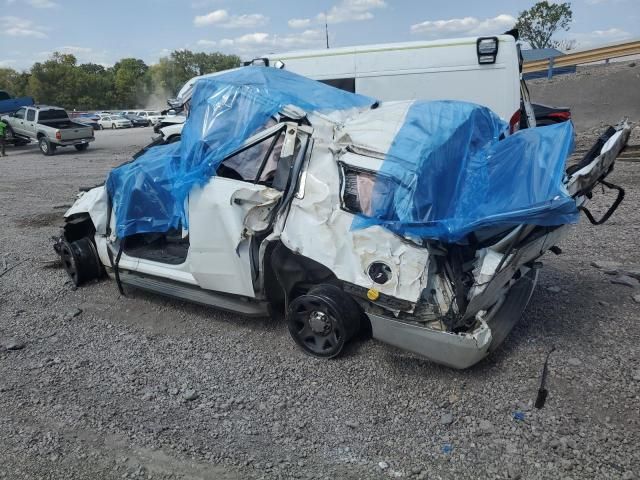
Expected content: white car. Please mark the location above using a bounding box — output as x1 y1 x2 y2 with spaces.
135 111 164 126
98 115 133 130
54 68 630 369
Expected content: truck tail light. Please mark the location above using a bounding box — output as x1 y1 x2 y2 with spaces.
509 109 521 134
55 130 62 140
548 111 571 121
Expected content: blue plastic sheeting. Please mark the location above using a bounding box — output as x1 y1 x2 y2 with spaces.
107 66 375 238
352 101 579 242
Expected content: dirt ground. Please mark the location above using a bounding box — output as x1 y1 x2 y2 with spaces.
1 91 639 479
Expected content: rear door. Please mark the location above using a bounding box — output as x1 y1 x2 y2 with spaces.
24 108 37 136
187 123 308 297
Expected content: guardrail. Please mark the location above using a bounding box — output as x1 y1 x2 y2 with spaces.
523 39 640 77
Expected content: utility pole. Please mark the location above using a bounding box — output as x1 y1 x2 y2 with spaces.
325 14 329 49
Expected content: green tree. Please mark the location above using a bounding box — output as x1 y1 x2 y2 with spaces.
515 1 573 49
0 68 28 96
28 52 83 108
113 58 149 107
151 50 241 96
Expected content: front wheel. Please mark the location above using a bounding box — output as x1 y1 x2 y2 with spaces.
56 237 103 287
39 137 55 156
74 144 89 152
287 284 361 359
99 124 104 130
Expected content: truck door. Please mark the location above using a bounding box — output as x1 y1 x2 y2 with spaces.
12 107 27 136
25 108 37 136
187 123 308 297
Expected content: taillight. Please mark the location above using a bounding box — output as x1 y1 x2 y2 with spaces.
548 111 571 121
509 109 521 134
55 130 61 140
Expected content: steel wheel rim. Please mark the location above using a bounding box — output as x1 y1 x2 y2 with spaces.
290 297 343 356
59 242 78 284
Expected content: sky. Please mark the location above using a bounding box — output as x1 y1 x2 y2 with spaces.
0 0 638 70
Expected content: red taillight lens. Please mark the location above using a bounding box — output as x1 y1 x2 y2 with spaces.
55 130 61 140
548 111 571 121
509 109 521 134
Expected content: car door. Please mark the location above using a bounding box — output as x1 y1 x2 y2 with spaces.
12 107 27 136
187 123 309 297
24 108 37 136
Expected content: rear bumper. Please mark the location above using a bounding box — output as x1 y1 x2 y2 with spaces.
368 314 493 369
55 137 95 146
368 268 539 369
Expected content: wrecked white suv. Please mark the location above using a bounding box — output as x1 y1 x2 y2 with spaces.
55 67 630 368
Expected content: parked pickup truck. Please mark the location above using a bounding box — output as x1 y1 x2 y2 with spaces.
1 105 94 155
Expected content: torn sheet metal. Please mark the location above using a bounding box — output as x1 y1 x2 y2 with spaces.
280 139 429 303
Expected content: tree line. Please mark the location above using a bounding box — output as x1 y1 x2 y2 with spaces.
0 50 241 111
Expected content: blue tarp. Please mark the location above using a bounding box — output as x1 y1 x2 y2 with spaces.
352 101 579 242
106 66 578 244
106 66 376 238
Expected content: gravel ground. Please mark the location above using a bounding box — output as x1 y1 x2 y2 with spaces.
528 60 640 131
1 122 639 480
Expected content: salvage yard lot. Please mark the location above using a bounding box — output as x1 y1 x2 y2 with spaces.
1 127 639 479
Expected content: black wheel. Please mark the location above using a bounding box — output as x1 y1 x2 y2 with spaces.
74 144 89 151
99 124 104 130
57 237 103 287
287 284 361 359
39 137 55 156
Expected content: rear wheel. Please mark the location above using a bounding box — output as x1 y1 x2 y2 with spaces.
287 284 361 359
39 137 55 156
57 237 103 287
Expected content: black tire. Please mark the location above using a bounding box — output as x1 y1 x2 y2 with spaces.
57 237 103 287
39 137 55 156
74 144 89 152
99 124 104 130
287 284 361 359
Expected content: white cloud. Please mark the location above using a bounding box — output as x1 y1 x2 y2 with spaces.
318 0 387 24
288 18 311 29
194 9 268 28
410 14 516 37
567 27 632 49
0 16 48 38
215 29 325 57
27 0 57 7
59 45 92 54
196 39 217 47
194 9 228 26
6 0 58 7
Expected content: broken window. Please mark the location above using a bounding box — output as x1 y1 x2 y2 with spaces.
216 129 286 186
340 163 397 218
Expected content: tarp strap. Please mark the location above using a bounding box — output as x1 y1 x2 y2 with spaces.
579 180 625 226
